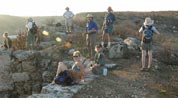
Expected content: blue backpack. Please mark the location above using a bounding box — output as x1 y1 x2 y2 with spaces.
54 70 73 86
142 25 153 43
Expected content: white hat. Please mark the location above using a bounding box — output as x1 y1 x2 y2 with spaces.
144 17 154 25
86 14 93 18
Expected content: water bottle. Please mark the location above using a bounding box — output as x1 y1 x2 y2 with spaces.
103 67 107 76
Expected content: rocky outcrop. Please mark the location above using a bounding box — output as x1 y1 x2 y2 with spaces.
0 52 13 98
28 74 97 98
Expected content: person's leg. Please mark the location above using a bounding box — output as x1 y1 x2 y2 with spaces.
141 50 146 70
65 20 69 33
56 62 68 77
86 34 90 57
26 33 31 50
101 30 106 47
68 19 72 33
107 34 111 48
90 33 96 59
148 50 152 69
31 34 35 50
107 25 113 48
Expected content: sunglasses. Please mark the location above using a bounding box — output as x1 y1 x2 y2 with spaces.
73 56 78 57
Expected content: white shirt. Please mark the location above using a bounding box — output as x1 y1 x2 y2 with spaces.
63 11 74 19
26 22 33 31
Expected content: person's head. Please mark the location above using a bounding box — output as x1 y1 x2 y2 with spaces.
95 44 102 52
107 6 113 13
28 17 33 22
72 51 81 61
3 32 8 38
65 7 69 11
86 14 93 21
144 17 154 26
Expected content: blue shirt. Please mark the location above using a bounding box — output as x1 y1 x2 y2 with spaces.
86 20 98 32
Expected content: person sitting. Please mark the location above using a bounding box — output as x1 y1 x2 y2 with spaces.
91 44 106 75
52 51 85 84
3 32 12 50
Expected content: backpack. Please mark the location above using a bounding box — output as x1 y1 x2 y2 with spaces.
142 25 153 43
30 22 38 34
105 13 115 26
54 70 74 86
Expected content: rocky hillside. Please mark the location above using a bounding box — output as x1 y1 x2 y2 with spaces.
0 11 178 98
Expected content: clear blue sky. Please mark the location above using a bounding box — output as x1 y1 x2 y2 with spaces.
0 0 177 16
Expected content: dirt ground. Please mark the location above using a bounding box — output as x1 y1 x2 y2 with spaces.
73 57 178 98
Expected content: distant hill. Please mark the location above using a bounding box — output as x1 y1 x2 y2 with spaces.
0 15 63 42
0 15 63 35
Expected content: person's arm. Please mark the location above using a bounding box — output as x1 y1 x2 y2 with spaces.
152 26 160 35
78 62 85 80
71 11 74 18
154 30 160 35
98 53 105 66
137 26 143 38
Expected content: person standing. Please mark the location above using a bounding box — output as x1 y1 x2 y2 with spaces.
63 7 74 33
85 14 98 59
26 17 35 50
101 7 116 48
138 17 160 71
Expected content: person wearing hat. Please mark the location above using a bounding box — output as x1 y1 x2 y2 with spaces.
85 14 98 59
138 17 160 71
63 7 74 33
2 32 12 50
101 6 116 48
26 17 36 50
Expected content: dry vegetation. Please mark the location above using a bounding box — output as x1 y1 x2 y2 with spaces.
0 11 178 98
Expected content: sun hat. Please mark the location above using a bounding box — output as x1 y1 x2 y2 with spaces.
86 14 93 18
107 6 113 12
144 17 154 25
3 32 8 38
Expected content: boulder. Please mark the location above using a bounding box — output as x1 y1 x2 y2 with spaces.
12 72 30 82
0 54 13 92
42 71 53 83
109 43 127 59
14 50 36 61
124 37 140 50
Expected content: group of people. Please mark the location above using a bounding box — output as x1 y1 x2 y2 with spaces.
1 6 161 85
53 6 161 84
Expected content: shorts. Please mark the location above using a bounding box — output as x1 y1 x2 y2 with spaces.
65 18 72 26
104 25 113 34
141 42 152 51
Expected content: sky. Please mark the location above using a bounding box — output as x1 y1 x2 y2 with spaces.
0 0 177 16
